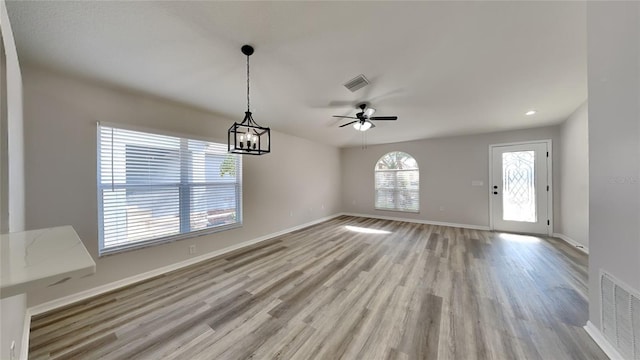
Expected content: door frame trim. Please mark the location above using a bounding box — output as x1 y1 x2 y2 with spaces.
488 139 553 236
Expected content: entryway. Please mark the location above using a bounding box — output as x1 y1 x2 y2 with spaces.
489 140 552 235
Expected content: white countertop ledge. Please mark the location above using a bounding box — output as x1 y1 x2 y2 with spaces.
1 226 96 299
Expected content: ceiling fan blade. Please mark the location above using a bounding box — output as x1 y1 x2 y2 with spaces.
369 122 376 129
332 115 358 119
339 121 358 127
369 116 398 121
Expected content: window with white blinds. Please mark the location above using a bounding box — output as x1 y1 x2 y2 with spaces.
97 124 242 255
374 152 419 212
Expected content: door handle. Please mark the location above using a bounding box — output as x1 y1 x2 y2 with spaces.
493 191 498 195
493 185 498 189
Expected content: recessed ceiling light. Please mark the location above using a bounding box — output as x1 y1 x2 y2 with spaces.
525 110 537 116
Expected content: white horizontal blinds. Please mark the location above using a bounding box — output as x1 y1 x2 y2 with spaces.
374 152 419 212
98 125 242 254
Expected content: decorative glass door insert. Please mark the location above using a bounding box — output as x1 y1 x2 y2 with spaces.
502 151 536 222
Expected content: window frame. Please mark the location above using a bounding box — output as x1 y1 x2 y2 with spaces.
374 151 420 213
97 122 242 256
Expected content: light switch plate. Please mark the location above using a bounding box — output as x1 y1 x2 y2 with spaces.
472 180 484 186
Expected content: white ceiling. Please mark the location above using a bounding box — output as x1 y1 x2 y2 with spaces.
6 1 587 148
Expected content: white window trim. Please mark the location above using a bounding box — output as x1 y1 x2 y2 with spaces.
374 152 420 213
97 122 242 256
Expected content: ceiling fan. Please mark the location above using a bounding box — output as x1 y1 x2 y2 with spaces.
333 104 398 131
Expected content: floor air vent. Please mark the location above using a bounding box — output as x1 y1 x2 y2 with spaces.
601 272 640 359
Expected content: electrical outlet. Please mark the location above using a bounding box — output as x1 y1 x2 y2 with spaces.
321 204 325 210
290 211 294 217
10 341 15 360
188 245 196 255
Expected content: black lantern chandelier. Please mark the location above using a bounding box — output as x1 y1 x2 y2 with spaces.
228 45 271 155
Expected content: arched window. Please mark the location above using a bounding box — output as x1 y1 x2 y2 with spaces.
375 151 419 212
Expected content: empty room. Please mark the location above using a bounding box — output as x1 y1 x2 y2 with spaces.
1 1 639 359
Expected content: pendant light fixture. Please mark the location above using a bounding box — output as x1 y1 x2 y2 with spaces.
228 45 271 155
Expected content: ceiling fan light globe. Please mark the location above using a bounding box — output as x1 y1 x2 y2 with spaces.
354 122 372 131
364 108 376 117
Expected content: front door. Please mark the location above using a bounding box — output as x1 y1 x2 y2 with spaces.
490 141 551 235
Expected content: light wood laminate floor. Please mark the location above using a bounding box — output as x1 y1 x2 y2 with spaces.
29 216 606 359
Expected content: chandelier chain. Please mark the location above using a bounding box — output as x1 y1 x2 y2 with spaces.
246 54 250 112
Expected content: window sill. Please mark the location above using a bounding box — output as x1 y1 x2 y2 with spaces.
99 222 242 257
374 208 420 214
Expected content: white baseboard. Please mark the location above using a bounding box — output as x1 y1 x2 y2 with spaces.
584 321 624 360
28 213 342 317
552 232 589 254
341 212 491 231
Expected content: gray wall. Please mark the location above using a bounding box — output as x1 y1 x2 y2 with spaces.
587 2 640 329
22 66 342 307
341 126 561 229
559 102 589 248
0 0 27 357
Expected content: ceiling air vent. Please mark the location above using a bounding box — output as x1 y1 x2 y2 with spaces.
343 74 369 92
